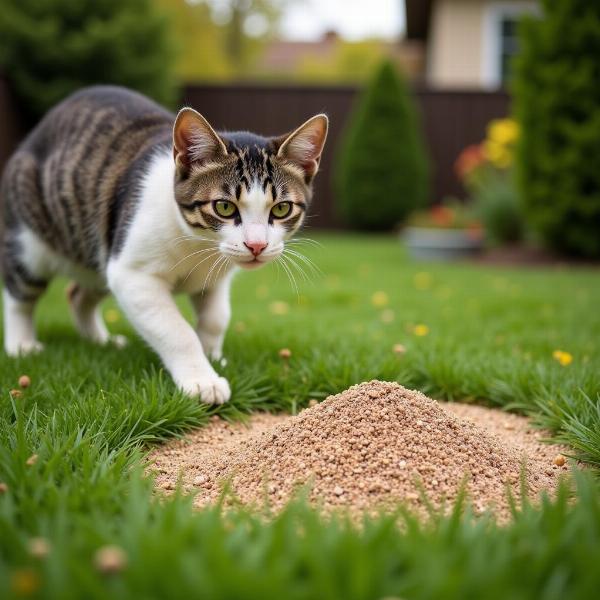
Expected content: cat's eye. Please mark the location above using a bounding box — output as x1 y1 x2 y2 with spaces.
271 202 292 219
213 200 237 218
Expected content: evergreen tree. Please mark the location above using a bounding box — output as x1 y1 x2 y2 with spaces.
0 0 177 122
335 60 429 230
513 0 600 257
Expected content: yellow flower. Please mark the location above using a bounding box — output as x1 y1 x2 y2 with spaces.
371 291 389 307
413 324 429 337
487 118 519 146
552 350 573 366
483 140 512 168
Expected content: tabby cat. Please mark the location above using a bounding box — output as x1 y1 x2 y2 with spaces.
0 86 328 404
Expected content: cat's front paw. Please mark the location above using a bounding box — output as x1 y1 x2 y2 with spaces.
108 334 128 348
178 374 231 405
6 340 44 357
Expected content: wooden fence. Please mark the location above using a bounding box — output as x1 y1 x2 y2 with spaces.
1 78 510 228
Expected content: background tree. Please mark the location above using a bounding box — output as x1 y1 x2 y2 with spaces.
513 0 600 257
156 0 234 81
335 60 429 230
198 0 290 76
0 0 177 122
296 39 400 84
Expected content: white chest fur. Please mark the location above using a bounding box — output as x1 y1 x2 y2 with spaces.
111 151 235 295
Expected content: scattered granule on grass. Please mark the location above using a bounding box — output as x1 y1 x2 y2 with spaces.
150 381 571 521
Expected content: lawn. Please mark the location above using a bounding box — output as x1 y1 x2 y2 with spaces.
1 233 600 598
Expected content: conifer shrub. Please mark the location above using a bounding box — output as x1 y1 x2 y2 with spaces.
513 0 600 257
0 0 177 122
335 60 430 230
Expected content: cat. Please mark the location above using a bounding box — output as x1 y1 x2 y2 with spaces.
0 85 328 404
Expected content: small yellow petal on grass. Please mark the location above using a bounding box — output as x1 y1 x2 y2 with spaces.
413 324 429 337
269 301 290 316
552 350 573 366
371 291 389 307
105 309 120 324
10 568 40 596
413 271 432 290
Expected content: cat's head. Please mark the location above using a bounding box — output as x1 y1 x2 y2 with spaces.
172 108 328 269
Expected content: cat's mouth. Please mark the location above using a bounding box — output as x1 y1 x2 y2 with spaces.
237 257 266 270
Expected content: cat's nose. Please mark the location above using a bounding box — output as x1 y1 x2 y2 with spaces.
244 241 267 256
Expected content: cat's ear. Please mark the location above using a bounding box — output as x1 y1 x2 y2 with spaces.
173 108 227 174
276 114 328 181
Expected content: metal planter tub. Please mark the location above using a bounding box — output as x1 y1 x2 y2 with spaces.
403 227 484 261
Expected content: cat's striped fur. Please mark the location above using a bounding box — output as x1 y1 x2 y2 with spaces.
1 85 328 403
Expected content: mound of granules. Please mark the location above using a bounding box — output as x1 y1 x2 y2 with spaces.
152 381 569 520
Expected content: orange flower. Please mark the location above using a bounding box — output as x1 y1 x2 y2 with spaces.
430 205 455 227
454 144 485 180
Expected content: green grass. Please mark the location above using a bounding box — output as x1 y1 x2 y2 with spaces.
1 233 600 598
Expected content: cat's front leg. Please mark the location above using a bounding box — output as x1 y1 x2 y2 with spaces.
190 272 233 363
107 264 230 404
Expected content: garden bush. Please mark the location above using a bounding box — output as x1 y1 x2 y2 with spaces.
0 0 177 122
335 60 429 230
513 0 600 257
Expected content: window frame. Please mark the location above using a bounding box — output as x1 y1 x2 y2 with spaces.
481 1 540 89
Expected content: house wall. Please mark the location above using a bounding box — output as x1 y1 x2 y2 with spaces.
428 0 486 88
427 0 539 89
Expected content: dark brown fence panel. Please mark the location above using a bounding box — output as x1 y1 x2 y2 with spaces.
183 84 510 228
0 76 25 172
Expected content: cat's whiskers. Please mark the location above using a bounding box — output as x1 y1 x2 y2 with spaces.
182 249 221 283
287 236 323 248
202 254 229 293
170 234 215 248
277 254 300 297
282 251 310 283
214 256 231 288
284 247 322 278
169 246 219 272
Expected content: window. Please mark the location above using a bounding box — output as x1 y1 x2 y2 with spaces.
499 16 520 84
482 2 540 89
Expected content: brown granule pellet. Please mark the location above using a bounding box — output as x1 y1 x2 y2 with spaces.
150 381 572 521
94 546 128 574
18 375 31 388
